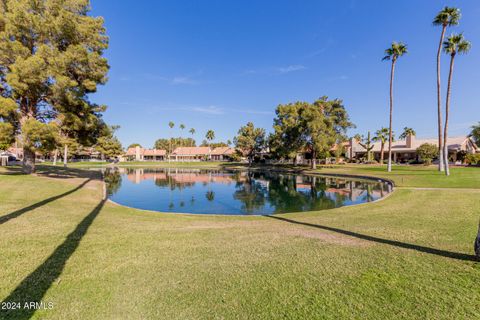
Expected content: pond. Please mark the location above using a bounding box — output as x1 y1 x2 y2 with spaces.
104 167 392 215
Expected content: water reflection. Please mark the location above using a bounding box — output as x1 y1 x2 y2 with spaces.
104 168 392 215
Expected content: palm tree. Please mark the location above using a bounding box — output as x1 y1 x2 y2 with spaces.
179 124 185 146
168 121 174 162
205 130 215 145
443 33 471 176
399 127 416 140
373 127 392 165
189 128 195 147
383 42 408 172
433 7 460 172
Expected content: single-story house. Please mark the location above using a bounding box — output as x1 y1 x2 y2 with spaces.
210 147 236 161
125 146 167 161
170 147 211 161
349 134 478 163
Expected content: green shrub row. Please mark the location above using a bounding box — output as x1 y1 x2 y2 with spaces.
465 153 480 165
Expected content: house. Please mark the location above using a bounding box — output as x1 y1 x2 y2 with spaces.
170 147 211 161
210 147 236 161
125 146 167 161
349 134 478 163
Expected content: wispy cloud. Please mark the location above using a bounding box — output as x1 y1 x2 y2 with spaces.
304 48 326 58
171 76 199 85
191 106 224 114
232 109 274 115
275 65 306 74
137 102 273 117
242 64 306 76
138 72 203 85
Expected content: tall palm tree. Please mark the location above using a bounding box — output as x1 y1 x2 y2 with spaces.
443 33 471 176
433 7 461 172
179 124 185 146
189 128 195 147
373 127 392 165
383 42 408 172
168 121 175 162
205 130 215 145
399 127 416 140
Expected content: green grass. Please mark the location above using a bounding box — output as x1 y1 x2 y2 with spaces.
313 164 480 188
1 164 479 319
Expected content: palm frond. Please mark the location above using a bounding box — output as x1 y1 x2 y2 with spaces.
443 33 471 55
433 7 460 26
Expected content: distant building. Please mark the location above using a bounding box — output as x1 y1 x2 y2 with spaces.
123 145 236 162
125 146 167 161
170 147 211 161
210 146 236 161
349 134 478 163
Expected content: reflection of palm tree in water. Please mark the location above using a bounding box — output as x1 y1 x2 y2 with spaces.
206 190 215 201
359 184 375 202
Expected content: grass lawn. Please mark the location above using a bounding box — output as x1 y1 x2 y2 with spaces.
1 164 479 319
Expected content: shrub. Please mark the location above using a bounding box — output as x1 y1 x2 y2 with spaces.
465 153 480 165
416 143 438 165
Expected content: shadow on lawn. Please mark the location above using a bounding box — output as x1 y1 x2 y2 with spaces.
1 165 99 180
266 215 479 262
0 178 91 225
0 198 106 320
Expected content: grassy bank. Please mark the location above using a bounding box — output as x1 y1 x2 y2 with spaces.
1 165 479 319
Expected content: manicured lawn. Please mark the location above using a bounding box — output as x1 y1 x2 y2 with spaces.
1 164 479 319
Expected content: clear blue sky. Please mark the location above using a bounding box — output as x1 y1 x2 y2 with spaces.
90 0 480 148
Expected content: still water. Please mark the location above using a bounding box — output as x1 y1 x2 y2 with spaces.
104 168 392 215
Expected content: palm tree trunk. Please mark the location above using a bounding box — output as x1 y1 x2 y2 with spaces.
443 54 455 176
311 149 317 169
53 148 58 166
63 144 68 168
436 25 446 172
380 142 385 164
387 58 396 172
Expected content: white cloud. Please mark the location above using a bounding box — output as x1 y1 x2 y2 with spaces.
305 48 326 58
171 76 199 85
191 106 224 115
275 65 306 74
242 65 306 76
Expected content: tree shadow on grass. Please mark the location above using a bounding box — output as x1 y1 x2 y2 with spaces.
0 199 106 320
1 165 99 180
266 215 479 262
0 179 91 225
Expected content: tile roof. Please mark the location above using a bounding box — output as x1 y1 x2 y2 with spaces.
144 149 166 156
210 147 235 155
172 147 211 155
125 147 166 156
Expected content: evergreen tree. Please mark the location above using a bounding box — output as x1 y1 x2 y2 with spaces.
0 0 109 173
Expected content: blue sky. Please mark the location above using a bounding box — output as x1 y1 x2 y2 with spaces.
90 0 480 148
